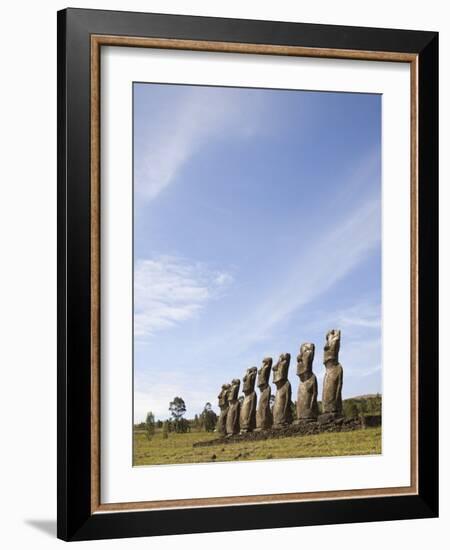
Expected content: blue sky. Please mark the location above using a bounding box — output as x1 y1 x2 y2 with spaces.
133 83 382 422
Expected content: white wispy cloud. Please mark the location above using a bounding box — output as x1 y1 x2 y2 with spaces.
300 301 381 334
220 194 381 352
134 255 233 338
338 303 381 330
135 87 262 200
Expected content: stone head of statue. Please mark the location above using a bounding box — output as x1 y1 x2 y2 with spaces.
272 353 291 386
218 383 231 408
296 342 315 381
257 357 272 389
242 367 258 395
228 378 241 402
324 329 341 366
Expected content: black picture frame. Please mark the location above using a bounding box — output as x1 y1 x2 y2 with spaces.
57 7 438 542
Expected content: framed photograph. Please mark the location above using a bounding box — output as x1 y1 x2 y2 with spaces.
57 8 438 541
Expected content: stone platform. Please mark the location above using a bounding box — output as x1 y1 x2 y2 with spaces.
193 415 381 448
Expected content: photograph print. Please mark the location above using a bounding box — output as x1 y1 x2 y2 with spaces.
133 82 382 466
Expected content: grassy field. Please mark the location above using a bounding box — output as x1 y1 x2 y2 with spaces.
133 427 381 466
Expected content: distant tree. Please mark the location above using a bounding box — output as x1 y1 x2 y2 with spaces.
201 402 217 432
349 403 360 418
368 394 382 415
193 414 200 430
162 420 169 439
169 396 188 432
169 397 186 421
376 394 382 414
342 395 382 418
343 399 354 417
145 411 155 439
156 420 163 429
359 399 368 415
178 418 191 433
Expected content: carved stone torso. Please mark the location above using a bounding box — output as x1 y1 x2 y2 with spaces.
321 330 344 417
296 342 318 421
272 353 293 428
297 373 319 420
240 392 257 432
216 384 230 435
226 401 240 435
322 364 343 414
256 384 272 430
273 380 292 428
217 405 229 435
255 358 273 431
226 379 241 435
239 367 257 433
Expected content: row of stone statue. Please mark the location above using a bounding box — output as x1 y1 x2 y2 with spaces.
216 329 344 436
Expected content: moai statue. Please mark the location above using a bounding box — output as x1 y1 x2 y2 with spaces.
321 329 344 419
226 379 241 436
240 367 258 433
256 357 273 431
295 343 319 422
216 383 231 435
272 353 293 429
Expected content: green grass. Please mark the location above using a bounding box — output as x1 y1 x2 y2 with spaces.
133 427 381 466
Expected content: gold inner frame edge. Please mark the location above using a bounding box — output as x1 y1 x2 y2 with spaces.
90 34 419 514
